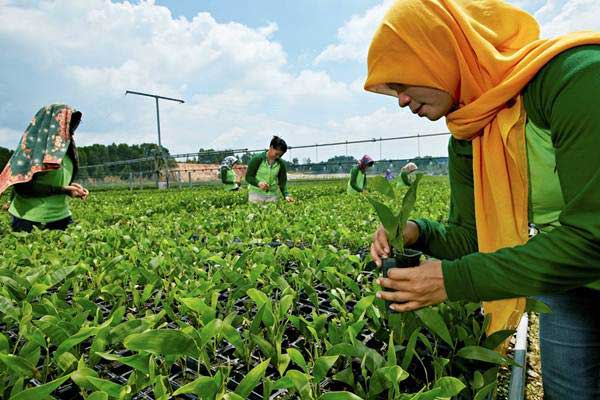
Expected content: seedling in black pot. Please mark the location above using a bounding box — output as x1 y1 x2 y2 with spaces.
367 173 424 311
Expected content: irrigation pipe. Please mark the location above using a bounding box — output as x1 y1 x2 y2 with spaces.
509 313 529 400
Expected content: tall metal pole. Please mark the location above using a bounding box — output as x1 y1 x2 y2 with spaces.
155 97 162 148
125 90 184 189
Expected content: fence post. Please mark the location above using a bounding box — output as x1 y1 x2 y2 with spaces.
188 171 192 188
177 171 182 189
128 172 133 191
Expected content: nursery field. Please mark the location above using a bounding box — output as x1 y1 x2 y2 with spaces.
0 178 513 399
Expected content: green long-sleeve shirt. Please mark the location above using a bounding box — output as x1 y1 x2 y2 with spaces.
347 166 367 193
413 45 600 302
245 151 289 197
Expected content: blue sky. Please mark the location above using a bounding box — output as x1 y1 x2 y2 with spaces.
0 0 598 162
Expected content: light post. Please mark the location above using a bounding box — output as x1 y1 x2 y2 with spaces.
125 90 184 188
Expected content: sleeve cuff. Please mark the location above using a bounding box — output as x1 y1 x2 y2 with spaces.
412 218 430 251
441 259 480 302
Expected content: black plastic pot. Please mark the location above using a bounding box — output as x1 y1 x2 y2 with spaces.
382 248 422 312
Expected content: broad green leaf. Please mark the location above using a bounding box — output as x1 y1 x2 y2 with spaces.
332 367 354 388
222 323 244 353
234 358 270 398
353 295 375 318
124 329 195 357
178 297 215 323
56 326 97 355
397 173 423 252
415 308 453 348
457 346 517 366
279 294 294 318
44 265 78 288
401 329 421 369
0 295 19 320
369 176 395 200
224 393 245 400
88 392 109 400
474 382 497 400
0 354 37 377
9 374 70 400
433 376 466 397
57 351 78 371
287 348 308 371
71 367 99 389
525 298 551 314
278 353 291 376
314 355 338 382
368 366 409 397
483 329 515 350
366 197 397 236
286 370 313 400
386 331 396 367
200 318 224 346
87 376 125 398
0 332 9 353
319 392 364 400
95 352 150 373
252 334 275 358
172 375 218 397
247 289 275 326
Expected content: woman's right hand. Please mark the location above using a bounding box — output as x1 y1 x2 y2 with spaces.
370 221 420 267
64 184 89 200
258 181 270 191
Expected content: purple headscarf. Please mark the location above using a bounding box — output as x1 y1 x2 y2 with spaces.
358 154 374 171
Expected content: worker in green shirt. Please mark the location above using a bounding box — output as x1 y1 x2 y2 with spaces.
245 136 293 203
398 162 417 186
365 1 600 398
347 154 374 194
219 156 240 191
0 104 89 232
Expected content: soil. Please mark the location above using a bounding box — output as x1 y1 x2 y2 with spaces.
526 313 544 400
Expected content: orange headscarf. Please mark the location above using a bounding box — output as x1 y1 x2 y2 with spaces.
365 0 600 336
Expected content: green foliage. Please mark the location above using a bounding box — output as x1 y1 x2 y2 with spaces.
0 178 508 399
367 173 423 253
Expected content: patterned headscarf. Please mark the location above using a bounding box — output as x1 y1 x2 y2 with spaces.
358 154 374 171
220 156 239 170
0 104 81 195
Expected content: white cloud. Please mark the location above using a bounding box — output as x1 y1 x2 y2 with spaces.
314 0 393 64
0 0 353 153
316 0 599 65
536 0 600 38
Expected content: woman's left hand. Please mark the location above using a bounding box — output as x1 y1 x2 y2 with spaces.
285 195 294 203
376 259 448 312
71 183 89 200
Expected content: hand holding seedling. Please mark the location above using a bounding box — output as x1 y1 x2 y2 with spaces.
285 195 294 203
371 221 420 267
376 259 448 311
258 181 270 191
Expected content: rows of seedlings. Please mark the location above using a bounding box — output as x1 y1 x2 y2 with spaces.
0 179 514 399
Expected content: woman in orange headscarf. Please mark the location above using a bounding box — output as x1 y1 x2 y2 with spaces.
366 0 600 398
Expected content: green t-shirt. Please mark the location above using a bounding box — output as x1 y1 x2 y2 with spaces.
413 45 600 300
245 151 288 197
347 166 366 193
221 167 238 191
9 156 73 223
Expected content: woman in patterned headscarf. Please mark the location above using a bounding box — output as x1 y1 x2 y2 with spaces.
220 155 240 191
365 1 600 397
347 154 374 194
0 104 89 232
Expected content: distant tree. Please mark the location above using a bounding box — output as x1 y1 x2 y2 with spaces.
0 146 14 170
292 157 299 165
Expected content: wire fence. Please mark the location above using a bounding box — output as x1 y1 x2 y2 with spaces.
77 132 451 189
